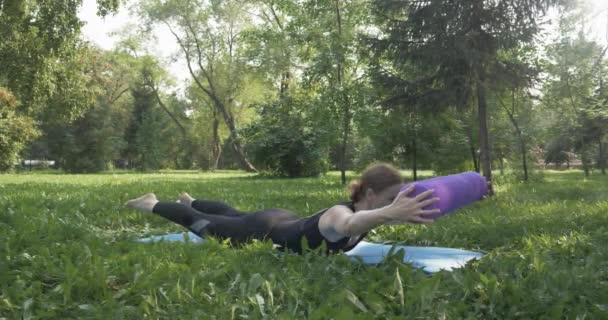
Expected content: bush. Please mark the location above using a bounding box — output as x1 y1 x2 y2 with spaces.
0 88 40 171
429 125 474 175
243 97 330 177
136 110 166 171
50 102 126 173
352 137 382 172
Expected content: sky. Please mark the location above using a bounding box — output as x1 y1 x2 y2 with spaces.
78 0 608 89
78 0 190 88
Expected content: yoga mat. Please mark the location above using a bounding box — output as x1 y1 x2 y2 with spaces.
137 233 484 273
401 171 488 219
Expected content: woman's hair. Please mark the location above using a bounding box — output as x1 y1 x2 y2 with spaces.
348 163 402 202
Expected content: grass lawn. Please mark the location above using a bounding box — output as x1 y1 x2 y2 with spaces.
1 170 607 319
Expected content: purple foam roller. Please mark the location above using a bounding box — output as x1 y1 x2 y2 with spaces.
400 172 488 219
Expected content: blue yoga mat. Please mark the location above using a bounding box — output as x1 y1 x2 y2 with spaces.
137 232 484 273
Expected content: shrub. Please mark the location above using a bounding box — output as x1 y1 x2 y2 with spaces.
243 97 330 177
0 88 40 171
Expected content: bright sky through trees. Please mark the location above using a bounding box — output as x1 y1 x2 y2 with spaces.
78 0 608 89
78 0 190 90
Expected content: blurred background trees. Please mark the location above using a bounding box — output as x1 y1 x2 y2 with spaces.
1 0 606 183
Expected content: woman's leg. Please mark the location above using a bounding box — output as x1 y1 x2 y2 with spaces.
191 200 246 217
178 192 246 217
152 202 257 244
126 193 297 246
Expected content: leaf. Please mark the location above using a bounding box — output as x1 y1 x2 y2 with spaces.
248 273 264 293
264 280 274 307
479 273 490 285
344 289 367 313
255 293 266 316
78 304 95 311
394 268 405 308
595 304 608 313
22 298 33 320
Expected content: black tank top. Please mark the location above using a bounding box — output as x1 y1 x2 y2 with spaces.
272 201 368 254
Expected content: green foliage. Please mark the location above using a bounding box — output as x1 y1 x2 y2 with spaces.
136 110 167 171
541 30 607 174
544 138 572 166
351 136 380 172
243 96 330 177
53 102 127 173
0 0 120 112
39 49 138 173
138 0 267 172
367 0 563 183
0 170 607 318
3 0 607 181
354 102 475 175
430 134 474 175
0 88 40 171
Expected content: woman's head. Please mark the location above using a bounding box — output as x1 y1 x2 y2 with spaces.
349 163 403 210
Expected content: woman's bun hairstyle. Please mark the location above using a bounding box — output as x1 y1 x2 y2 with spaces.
348 162 402 203
349 180 364 202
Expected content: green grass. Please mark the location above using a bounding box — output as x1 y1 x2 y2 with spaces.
1 170 607 319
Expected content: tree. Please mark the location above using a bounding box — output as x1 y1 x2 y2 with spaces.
243 94 331 177
138 0 266 172
543 27 607 176
41 48 134 172
0 88 39 171
592 62 608 174
297 0 369 184
133 84 167 171
186 83 225 170
244 0 302 98
494 89 530 180
0 0 120 113
1 1 123 171
368 0 563 193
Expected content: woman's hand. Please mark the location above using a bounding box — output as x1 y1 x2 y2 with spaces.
385 184 440 224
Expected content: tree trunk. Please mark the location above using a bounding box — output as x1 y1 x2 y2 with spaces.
600 144 606 175
470 145 479 173
520 141 528 181
211 109 222 170
149 80 187 138
500 94 529 181
280 71 291 97
166 22 256 173
465 121 479 172
198 86 255 172
149 81 192 167
499 155 504 175
412 131 418 181
218 110 253 172
205 100 252 173
340 105 350 186
412 110 418 181
582 150 590 176
600 138 606 175
476 70 493 194
335 0 349 186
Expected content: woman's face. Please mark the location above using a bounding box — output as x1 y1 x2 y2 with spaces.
365 183 403 209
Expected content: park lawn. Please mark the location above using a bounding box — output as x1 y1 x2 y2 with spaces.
0 170 607 319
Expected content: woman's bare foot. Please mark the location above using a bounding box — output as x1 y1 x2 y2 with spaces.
177 192 194 207
125 193 159 212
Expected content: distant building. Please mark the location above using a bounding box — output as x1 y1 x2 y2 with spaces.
21 160 56 167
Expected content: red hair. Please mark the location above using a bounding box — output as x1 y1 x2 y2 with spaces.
348 163 402 202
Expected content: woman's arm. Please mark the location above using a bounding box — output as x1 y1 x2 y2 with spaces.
318 186 440 241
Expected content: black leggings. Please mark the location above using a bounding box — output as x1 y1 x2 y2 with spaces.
152 200 301 245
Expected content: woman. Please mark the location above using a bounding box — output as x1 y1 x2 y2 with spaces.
125 163 440 254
